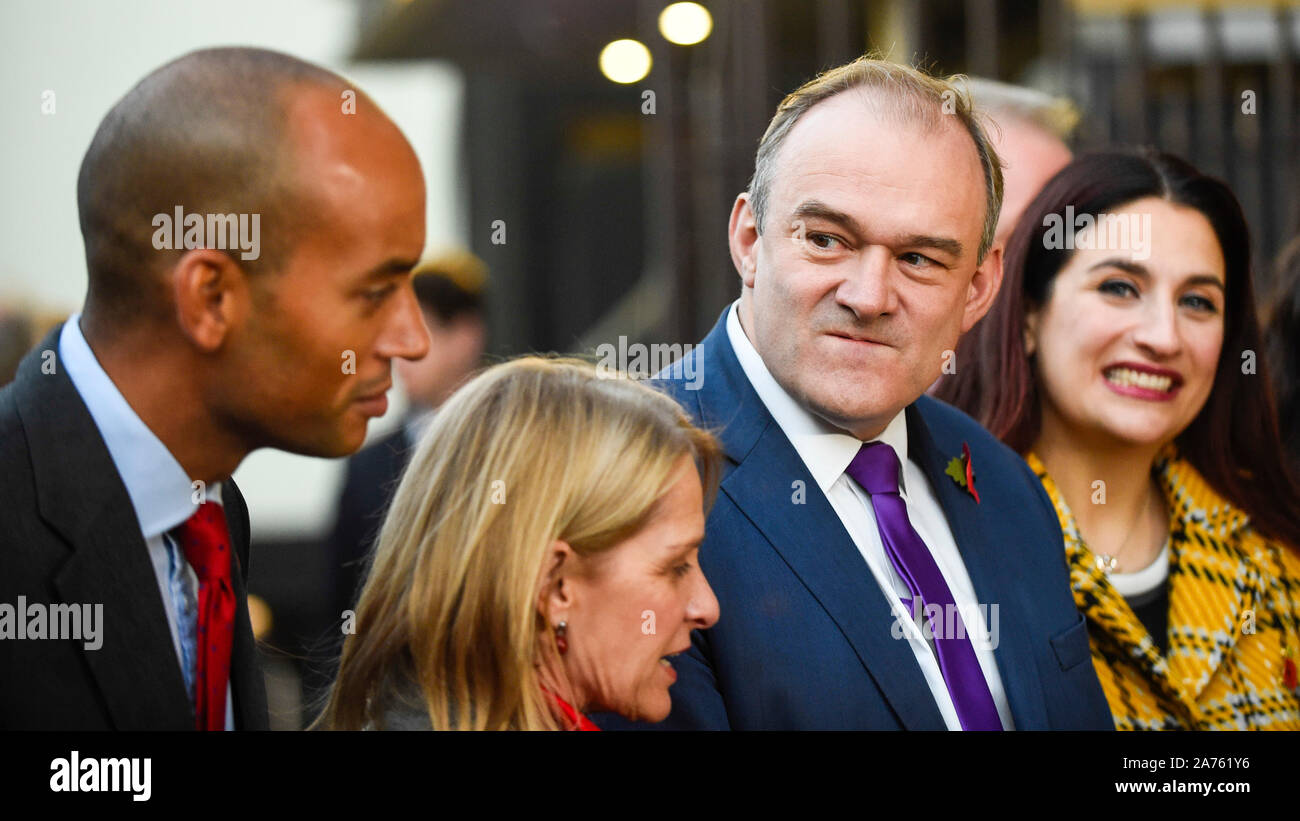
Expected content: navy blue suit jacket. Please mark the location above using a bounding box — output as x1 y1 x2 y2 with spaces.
598 308 1113 730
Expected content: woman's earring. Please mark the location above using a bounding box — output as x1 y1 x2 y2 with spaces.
555 621 568 655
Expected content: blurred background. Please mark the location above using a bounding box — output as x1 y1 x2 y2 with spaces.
2 0 1298 728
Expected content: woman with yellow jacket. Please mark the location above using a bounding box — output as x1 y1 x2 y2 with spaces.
937 149 1300 729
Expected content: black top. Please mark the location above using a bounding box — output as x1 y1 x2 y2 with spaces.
1125 582 1170 657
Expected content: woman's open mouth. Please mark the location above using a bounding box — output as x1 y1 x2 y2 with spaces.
1102 364 1183 401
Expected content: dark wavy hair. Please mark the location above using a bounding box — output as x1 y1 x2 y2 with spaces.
935 148 1300 550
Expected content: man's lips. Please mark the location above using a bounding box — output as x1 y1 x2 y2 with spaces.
825 330 887 345
352 382 392 417
353 381 392 403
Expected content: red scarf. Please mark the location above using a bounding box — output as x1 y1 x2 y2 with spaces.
543 687 600 731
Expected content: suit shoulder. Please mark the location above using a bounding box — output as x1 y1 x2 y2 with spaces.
915 394 1023 469
647 360 705 422
0 381 35 489
915 394 1054 502
0 379 23 438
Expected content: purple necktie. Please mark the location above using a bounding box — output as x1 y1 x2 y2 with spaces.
846 441 1003 731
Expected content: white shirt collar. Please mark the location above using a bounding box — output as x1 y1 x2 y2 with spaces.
59 314 221 540
725 300 910 495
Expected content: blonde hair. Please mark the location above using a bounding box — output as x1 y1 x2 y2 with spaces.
316 356 721 730
748 54 1004 263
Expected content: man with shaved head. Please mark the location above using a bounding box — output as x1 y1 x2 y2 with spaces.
0 47 430 729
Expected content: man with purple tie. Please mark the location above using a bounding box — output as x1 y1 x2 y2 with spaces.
600 56 1112 730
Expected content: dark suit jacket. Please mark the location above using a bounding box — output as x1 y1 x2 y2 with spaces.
0 326 269 730
327 427 413 616
597 308 1113 730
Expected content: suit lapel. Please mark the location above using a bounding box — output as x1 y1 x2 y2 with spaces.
696 316 945 730
906 400 1050 730
722 424 947 729
221 480 269 730
16 327 193 729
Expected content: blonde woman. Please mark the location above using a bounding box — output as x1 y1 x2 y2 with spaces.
316 356 722 730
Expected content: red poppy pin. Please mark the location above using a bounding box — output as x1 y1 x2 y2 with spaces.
944 442 980 504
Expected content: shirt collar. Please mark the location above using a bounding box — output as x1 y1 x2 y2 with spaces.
59 314 221 540
725 300 910 495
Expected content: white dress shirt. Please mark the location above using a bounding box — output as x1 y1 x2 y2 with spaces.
60 314 235 730
726 301 1014 730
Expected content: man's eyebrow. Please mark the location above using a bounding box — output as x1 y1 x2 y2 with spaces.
1089 258 1225 291
790 201 964 259
897 233 964 259
790 200 865 237
365 257 420 279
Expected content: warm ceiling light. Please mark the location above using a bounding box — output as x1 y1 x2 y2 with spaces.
599 39 652 84
658 2 713 46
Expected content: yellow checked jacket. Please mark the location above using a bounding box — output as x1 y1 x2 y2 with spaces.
1027 446 1300 730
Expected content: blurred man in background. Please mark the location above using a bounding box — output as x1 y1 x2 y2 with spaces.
928 78 1077 397
965 77 1078 249
328 249 488 618
305 251 486 724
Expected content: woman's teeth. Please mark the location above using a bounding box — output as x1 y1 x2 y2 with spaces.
1105 367 1173 392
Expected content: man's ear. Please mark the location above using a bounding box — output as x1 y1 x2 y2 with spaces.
172 249 249 353
536 539 578 625
960 243 1004 334
728 193 760 289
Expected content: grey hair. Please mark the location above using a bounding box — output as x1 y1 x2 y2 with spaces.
964 77 1080 141
747 55 1004 264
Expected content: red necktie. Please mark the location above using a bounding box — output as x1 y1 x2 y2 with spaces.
175 501 236 731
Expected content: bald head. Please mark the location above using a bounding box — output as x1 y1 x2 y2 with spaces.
76 47 381 323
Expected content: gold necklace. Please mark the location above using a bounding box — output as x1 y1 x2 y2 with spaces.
1095 485 1154 575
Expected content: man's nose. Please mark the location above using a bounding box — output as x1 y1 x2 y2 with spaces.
380 284 432 362
836 246 896 319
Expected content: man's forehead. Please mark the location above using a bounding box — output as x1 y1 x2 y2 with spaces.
285 89 397 162
770 93 985 233
779 91 975 174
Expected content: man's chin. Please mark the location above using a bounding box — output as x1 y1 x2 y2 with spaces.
806 394 909 439
267 420 369 459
